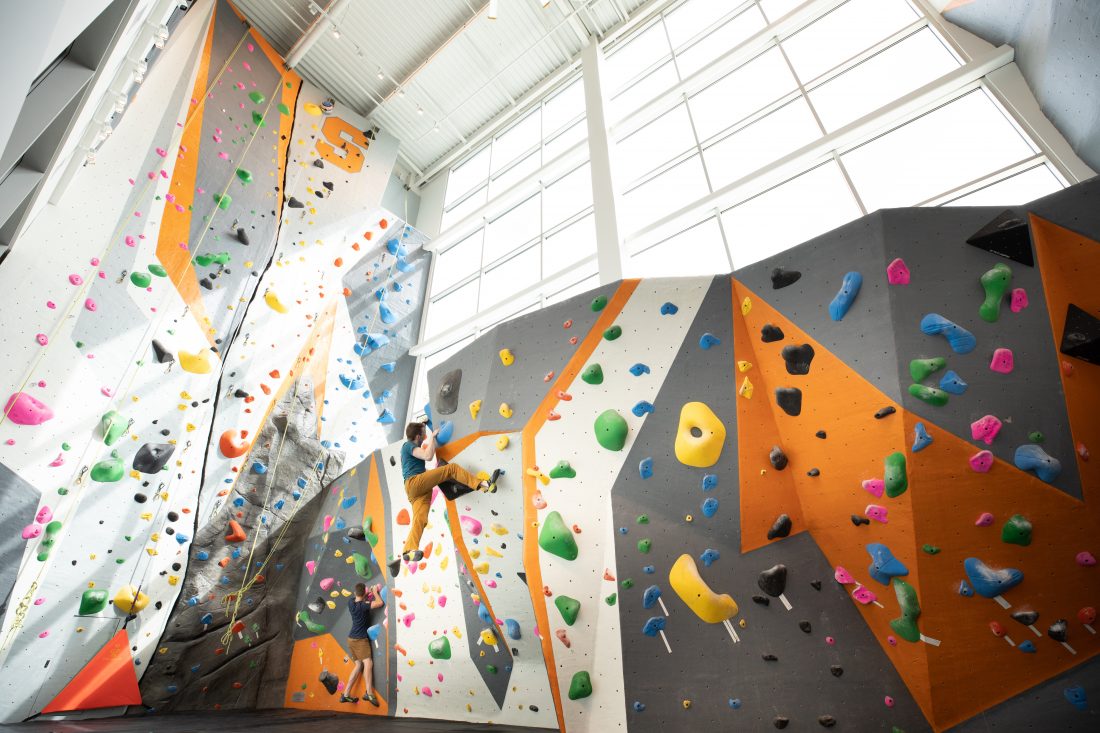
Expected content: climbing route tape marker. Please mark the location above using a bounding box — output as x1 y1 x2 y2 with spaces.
722 619 740 644
919 634 941 647
993 595 1011 610
778 593 792 611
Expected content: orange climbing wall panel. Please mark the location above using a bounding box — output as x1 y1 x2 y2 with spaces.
284 632 389 716
41 630 141 713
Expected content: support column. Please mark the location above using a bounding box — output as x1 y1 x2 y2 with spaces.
581 40 625 284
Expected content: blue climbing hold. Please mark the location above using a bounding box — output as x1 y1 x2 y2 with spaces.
828 271 862 321
366 333 390 350
618 527 628 535
702 474 718 491
292 489 302 500
660 302 678 315
196 551 209 560
920 313 976 354
377 409 395 424
381 362 396 372
643 565 655 574
629 363 651 376
367 624 383 641
632 400 654 417
175 533 189 544
395 256 414 273
701 497 719 518
642 616 666 636
200 613 213 625
1018 640 1036 653
938 370 968 395
867 543 909 585
233 497 245 507
375 287 387 301
639 457 653 479
1014 443 1062 483
633 701 646 712
340 373 365 390
728 698 742 709
435 421 454 445
699 332 721 349
297 477 307 489
912 422 933 452
478 603 492 623
379 303 396 324
642 585 661 609
341 496 357 510
958 580 973 597
700 548 720 567
505 618 521 640
964 557 1024 598
353 342 368 356
252 461 267 474
274 499 285 510
1064 685 1087 711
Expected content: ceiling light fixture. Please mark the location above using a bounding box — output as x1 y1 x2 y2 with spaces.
433 122 440 132
417 106 424 115
397 87 405 97
377 68 385 80
488 0 499 20
331 26 340 39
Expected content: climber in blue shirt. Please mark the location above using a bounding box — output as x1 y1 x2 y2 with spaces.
341 582 383 706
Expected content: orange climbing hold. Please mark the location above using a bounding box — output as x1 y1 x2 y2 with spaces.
219 430 250 458
396 508 411 525
225 520 247 543
379 218 388 229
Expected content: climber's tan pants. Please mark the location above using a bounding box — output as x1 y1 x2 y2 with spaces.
402 463 479 553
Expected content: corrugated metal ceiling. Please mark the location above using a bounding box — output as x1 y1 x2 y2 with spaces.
231 0 651 175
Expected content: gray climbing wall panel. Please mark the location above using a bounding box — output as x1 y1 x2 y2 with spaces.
0 462 40 614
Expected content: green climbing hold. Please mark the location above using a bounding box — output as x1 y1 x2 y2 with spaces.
979 262 1012 323
621 578 634 589
236 168 253 184
581 363 603 385
1001 514 1032 546
428 636 452 660
594 409 628 451
555 595 581 626
549 461 576 479
61 442 70 451
251 110 266 127
605 593 617 606
1028 431 1045 443
568 670 593 700
538 511 578 561
486 664 498 674
362 517 379 546
591 295 607 312
297 610 326 634
603 325 622 341
213 192 232 210
908 384 949 406
90 450 125 482
889 578 921 643
884 452 908 498
909 357 946 382
213 251 231 265
636 514 648 524
99 411 128 445
194 253 214 266
277 103 291 115
921 544 940 555
248 91 266 105
130 271 152 288
637 538 651 554
57 487 68 496
148 264 167 277
79 589 108 615
352 552 373 579
41 520 61 548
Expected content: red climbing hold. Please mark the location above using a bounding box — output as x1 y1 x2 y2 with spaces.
396 508 411 525
219 430 250 459
225 520 247 543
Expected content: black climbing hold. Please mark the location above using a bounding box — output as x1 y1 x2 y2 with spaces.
1060 303 1100 365
165 527 174 535
347 527 366 541
775 387 802 416
133 443 175 474
807 468 820 477
810 580 822 591
160 429 170 437
167 511 179 522
767 514 792 540
818 715 837 728
287 196 305 209
770 267 802 289
234 389 249 398
530 705 538 712
389 456 396 466
850 515 870 527
966 209 1033 266
774 717 790 729
200 277 213 290
798 620 812 634
236 227 250 245
762 653 778 662
436 369 462 415
308 597 325 613
815 430 826 439
517 571 527 586
830 665 843 677
134 493 148 503
312 158 325 168
752 595 771 606
781 344 814 375
874 406 896 419
761 324 785 343
1011 610 1039 626
319 671 339 695
1048 619 1068 642
171 562 181 571
758 564 787 597
151 340 174 364
322 181 334 191
769 446 788 471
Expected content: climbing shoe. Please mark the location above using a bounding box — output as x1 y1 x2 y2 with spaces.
482 468 502 494
366 692 380 707
339 694 358 703
405 549 424 563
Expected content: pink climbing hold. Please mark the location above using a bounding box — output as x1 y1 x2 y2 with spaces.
486 579 497 588
5 439 14 445
989 348 1014 374
865 504 888 523
33 597 44 606
21 524 42 540
824 636 835 646
421 686 432 697
886 636 897 647
319 577 335 591
852 585 877 605
218 152 230 160
1077 551 1096 567
885 696 896 707
969 450 994 473
403 613 415 627
125 235 136 246
90 257 99 266
247 42 255 52
970 415 1003 445
459 515 482 535
35 506 52 524
4 392 54 425
322 515 333 533
437 595 447 607
49 453 64 467
68 274 83 286
38 631 48 639
100 387 113 397
35 334 48 346
555 629 571 648
976 512 994 527
84 298 97 312
1078 443 1090 461
834 566 854 584
886 258 910 285
1010 288 1028 312
155 147 167 157
46 301 56 309
305 560 316 575
861 478 884 498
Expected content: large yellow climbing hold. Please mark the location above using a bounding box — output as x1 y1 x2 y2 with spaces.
469 400 482 420
496 435 510 450
113 584 150 614
674 402 726 468
737 361 753 373
499 403 513 419
669 554 738 623
738 376 754 399
499 348 514 366
741 297 752 315
179 350 211 374
264 290 288 313
480 629 498 646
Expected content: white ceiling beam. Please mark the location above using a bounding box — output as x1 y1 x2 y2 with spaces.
285 0 349 69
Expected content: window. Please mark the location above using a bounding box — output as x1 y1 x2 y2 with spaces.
440 186 486 231
758 0 805 22
489 151 540 197
445 146 490 206
629 218 731 277
484 195 540 265
544 77 585 137
689 48 797 142
492 111 540 174
615 103 696 186
543 163 592 228
620 155 709 233
943 164 1063 206
432 230 482 295
545 265 600 306
544 119 587 160
480 244 540 310
703 97 821 189
611 61 679 117
426 279 479 338
544 213 595 277
674 5 767 79
605 21 672 96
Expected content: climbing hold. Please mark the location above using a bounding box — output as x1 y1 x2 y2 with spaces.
638 457 653 479
969 450 994 472
865 504 888 523
538 512 578 561
888 579 921 643
468 400 481 420
875 406 896 419
761 324 784 342
133 443 175 474
737 360 752 373
498 348 514 366
1014 444 1061 482
3 392 54 425
863 478 884 497
1077 551 1096 567
79 589 109 615
151 339 174 364
964 557 1023 597
264 290 288 313
699 332 721 350
499 403 513 419
775 388 802 416
834 566 854 584
632 400 654 417
769 445 788 470
179 350 212 374
219 429 250 458
1001 514 1033 546
428 636 451 660
1012 610 1039 626
767 514 792 541
781 344 815 375
975 512 994 527
990 347 1015 374
99 410 129 446
549 461 576 479
911 422 933 452
908 384 949 406
130 271 151 288
701 497 718 518
90 451 124 482
671 402 725 467
886 258 910 285
669 554 738 622
225 520 247 543
969 415 1004 446
774 716 790 729
236 227 250 245
594 409 629 451
1018 640 1036 653
568 671 592 700
770 267 801 289
637 538 652 553
629 363 650 376
851 515 870 527
867 543 909 585
738 376 754 399
758 564 787 599
555 595 581 626
938 370 968 394
883 452 907 498
958 580 973 596
604 325 623 341
213 192 232 210
351 552 373 579
979 263 1012 323
235 167 254 185
496 435 509 450
659 301 679 316
590 294 608 311
828 271 862 321
113 584 149 614
581 363 603 385
700 548 720 567
1064 685 1088 711
910 357 946 382
920 313 976 354
922 544 941 555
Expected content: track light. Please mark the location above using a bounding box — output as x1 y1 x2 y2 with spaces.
153 24 169 48
397 87 405 97
488 0 498 19
331 26 340 39
132 59 148 84
417 106 424 115
433 122 440 132
112 92 128 114
377 68 385 80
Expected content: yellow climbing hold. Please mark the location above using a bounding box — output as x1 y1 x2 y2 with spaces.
669 553 738 623
526 467 550 486
469 400 482 419
737 361 753 373
265 290 288 313
674 402 726 468
741 297 751 315
303 102 322 116
499 403 513 419
496 435 510 450
113 584 150 614
499 348 514 366
738 376 753 399
179 350 211 374
480 629 498 646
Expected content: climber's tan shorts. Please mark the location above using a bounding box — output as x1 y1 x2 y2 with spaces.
348 637 372 661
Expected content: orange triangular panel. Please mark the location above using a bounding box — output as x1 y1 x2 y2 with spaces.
41 629 141 713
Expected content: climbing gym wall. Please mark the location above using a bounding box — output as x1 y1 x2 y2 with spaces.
279 180 1097 731
0 0 428 722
